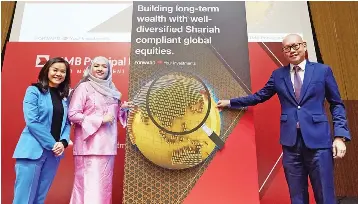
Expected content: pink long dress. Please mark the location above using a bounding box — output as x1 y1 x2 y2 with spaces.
68 81 127 204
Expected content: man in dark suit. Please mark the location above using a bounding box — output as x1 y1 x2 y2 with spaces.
217 34 350 204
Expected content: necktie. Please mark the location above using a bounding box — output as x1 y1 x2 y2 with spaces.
293 66 302 128
293 66 302 101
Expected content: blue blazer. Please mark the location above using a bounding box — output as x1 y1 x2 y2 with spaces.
230 61 350 149
13 86 71 159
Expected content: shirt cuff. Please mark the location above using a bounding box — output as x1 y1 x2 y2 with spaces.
334 136 347 142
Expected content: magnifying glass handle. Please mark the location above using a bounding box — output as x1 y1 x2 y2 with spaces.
201 124 225 149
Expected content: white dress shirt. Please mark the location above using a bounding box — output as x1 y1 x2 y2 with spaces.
290 60 306 93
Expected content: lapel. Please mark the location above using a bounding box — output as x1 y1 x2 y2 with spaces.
298 61 314 103
282 65 296 102
60 98 68 136
45 91 53 126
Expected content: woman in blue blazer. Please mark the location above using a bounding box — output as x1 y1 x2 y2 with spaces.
12 57 71 204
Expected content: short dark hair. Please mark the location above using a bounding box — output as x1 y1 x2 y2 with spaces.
32 57 71 98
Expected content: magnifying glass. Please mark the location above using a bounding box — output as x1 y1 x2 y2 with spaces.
133 71 224 149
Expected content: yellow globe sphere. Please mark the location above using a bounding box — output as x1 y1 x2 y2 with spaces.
127 73 221 169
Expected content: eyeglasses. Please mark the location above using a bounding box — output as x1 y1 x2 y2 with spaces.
282 42 306 53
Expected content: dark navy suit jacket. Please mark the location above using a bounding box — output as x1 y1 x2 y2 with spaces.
230 61 350 149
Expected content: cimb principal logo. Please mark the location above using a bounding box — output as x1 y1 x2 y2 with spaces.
35 55 50 67
35 55 128 68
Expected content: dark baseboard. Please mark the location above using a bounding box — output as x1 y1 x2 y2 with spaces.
338 197 358 204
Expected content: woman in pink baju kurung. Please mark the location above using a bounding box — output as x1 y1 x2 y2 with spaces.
68 56 131 204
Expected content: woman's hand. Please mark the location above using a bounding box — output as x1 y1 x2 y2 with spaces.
120 101 134 109
103 113 115 124
52 142 64 156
